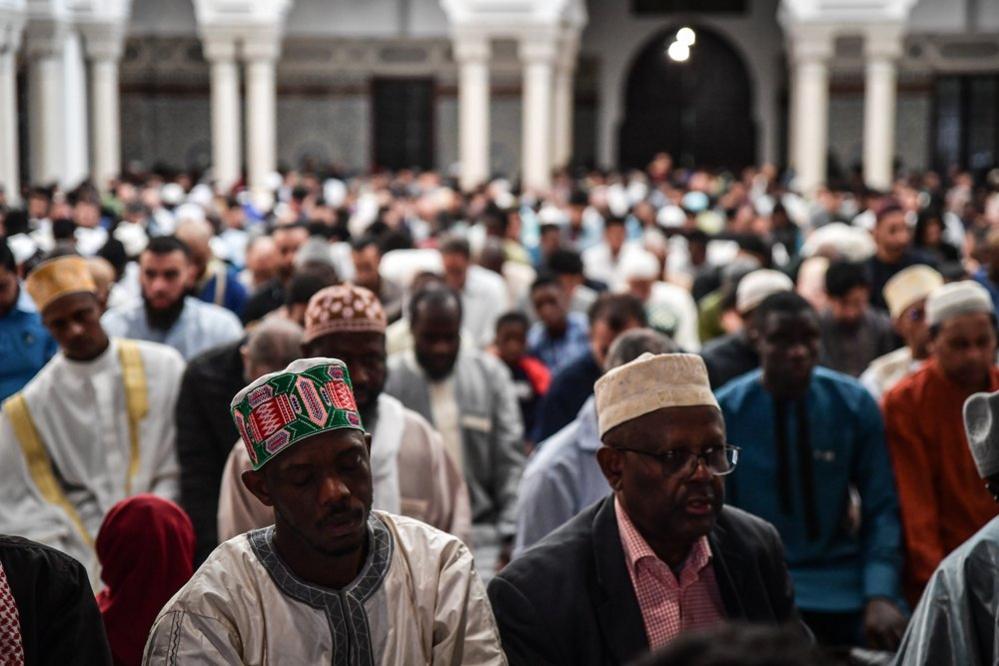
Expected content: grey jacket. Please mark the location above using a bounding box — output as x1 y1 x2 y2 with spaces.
385 350 525 537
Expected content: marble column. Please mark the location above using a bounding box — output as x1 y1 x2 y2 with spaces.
454 33 491 192
863 27 903 192
204 34 241 192
243 33 280 195
520 34 558 192
25 19 65 186
789 27 834 196
552 31 579 170
0 18 22 203
82 23 125 191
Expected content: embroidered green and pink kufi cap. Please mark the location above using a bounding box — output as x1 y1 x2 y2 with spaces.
230 358 366 470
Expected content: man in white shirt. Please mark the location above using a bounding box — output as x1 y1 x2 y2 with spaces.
441 235 509 348
102 235 243 360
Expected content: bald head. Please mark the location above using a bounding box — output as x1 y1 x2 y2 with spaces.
175 219 214 280
243 318 304 382
605 328 680 371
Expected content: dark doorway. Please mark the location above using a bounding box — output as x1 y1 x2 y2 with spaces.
618 25 756 171
932 75 999 177
372 78 435 170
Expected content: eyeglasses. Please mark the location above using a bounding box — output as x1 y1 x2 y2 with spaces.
613 444 740 478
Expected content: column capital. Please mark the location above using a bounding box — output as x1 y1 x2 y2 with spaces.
200 28 239 62
519 29 559 65
452 30 490 63
23 16 66 59
864 23 905 61
556 27 580 72
78 20 126 61
786 23 835 63
240 26 282 62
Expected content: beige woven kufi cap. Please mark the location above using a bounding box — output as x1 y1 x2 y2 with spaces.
883 265 942 321
594 352 718 439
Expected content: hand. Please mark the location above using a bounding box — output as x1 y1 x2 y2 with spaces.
863 597 907 651
495 539 513 573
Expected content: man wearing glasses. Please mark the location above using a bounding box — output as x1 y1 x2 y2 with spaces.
860 265 943 402
489 352 799 666
717 291 906 650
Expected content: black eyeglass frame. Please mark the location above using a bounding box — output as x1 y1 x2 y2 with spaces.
611 444 741 477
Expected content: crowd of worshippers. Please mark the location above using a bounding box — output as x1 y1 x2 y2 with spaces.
2 160 999 664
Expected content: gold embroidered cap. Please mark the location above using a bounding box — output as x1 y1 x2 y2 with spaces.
25 256 97 312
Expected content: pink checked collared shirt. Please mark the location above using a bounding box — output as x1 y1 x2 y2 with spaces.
615 498 726 649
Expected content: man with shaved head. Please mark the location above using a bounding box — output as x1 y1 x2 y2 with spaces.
175 218 247 317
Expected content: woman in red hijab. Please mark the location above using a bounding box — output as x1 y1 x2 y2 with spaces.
96 494 195 666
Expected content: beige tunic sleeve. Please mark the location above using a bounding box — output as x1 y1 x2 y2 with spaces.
217 441 274 542
397 410 473 546
143 610 244 665
430 538 507 666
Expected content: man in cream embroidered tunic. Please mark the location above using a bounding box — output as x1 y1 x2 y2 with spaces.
144 358 505 665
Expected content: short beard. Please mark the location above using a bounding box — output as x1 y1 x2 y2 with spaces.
144 294 186 331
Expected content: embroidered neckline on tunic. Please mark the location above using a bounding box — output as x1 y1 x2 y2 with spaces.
248 514 394 666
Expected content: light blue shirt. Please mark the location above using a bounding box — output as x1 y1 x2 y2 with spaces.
0 288 57 402
101 296 243 361
512 397 610 557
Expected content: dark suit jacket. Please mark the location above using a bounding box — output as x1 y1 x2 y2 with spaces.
175 339 247 564
488 496 798 666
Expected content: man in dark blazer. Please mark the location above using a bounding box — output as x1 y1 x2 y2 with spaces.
489 353 799 665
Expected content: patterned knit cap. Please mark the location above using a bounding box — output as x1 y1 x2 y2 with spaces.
303 284 387 344
230 358 365 470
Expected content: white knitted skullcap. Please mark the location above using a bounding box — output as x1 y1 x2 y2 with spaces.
736 269 794 315
964 391 999 479
594 353 718 438
925 281 994 327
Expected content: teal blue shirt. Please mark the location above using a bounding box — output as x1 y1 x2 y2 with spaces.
717 367 903 613
0 288 57 403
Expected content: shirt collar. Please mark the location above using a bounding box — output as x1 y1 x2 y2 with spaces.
13 285 36 314
615 495 712 578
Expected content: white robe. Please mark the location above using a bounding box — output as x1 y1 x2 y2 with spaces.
144 512 507 666
0 338 184 585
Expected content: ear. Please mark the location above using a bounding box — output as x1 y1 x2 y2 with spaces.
241 469 274 507
596 446 625 492
240 345 251 369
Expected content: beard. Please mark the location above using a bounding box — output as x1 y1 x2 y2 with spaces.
144 294 186 331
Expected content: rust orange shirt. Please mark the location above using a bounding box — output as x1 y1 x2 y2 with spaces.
882 359 999 604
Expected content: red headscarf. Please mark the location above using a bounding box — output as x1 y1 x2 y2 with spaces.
95 495 195 666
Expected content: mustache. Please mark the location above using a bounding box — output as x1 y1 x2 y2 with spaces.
316 506 364 527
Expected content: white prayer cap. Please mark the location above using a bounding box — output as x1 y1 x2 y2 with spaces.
620 250 660 282
963 391 999 478
883 265 943 321
801 222 876 262
595 352 718 439
925 280 994 327
657 205 686 229
160 183 185 207
736 269 794 315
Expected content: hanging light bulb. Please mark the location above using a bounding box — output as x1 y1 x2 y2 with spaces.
676 27 696 46
667 41 690 62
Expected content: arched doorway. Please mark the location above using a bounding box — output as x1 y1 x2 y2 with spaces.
618 25 756 171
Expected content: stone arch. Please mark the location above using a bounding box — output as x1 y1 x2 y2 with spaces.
618 24 757 171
